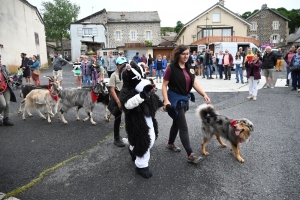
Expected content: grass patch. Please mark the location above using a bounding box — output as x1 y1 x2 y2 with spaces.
2 124 125 200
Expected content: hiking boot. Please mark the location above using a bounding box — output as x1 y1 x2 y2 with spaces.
114 139 125 147
166 143 181 152
187 153 203 164
3 117 14 126
135 167 152 179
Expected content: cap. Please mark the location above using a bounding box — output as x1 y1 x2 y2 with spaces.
116 57 127 65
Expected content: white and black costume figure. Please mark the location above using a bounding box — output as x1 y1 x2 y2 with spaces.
119 61 163 179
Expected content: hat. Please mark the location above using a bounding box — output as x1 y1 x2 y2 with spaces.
116 57 127 65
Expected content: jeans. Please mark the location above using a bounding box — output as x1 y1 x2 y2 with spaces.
82 74 91 86
291 70 300 88
218 64 223 79
235 64 243 82
148 64 153 75
0 89 11 118
168 104 193 156
156 69 162 79
224 65 231 79
286 67 290 84
205 64 212 78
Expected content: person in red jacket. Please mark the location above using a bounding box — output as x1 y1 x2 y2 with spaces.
246 54 262 101
222 49 233 80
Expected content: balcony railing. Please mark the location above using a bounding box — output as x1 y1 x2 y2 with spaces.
192 36 260 46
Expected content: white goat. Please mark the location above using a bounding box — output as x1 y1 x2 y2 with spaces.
22 80 61 123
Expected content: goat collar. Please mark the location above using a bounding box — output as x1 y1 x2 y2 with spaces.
49 90 59 101
90 90 99 102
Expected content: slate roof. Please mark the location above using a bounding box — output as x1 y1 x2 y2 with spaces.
107 11 160 23
247 7 291 21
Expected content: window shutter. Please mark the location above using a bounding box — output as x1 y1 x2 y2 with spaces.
77 27 83 36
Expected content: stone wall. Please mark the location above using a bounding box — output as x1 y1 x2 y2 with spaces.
107 23 161 48
247 9 289 48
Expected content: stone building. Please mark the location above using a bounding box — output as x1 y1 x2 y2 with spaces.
70 9 161 61
246 4 290 49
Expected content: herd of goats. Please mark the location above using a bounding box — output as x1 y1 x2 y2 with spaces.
17 76 157 125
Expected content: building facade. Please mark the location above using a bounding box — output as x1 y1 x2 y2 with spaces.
70 10 161 61
176 0 252 46
0 0 48 73
246 4 290 49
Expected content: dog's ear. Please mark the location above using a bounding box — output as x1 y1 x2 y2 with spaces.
241 118 254 132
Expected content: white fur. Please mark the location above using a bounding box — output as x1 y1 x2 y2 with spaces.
195 103 216 117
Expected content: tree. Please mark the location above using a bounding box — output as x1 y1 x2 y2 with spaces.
41 0 80 55
174 21 184 34
241 9 259 19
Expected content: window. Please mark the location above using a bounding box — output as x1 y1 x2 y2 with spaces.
251 22 257 30
212 13 221 22
113 52 119 56
34 32 39 45
131 31 137 40
116 31 121 40
64 51 68 56
272 35 278 43
273 21 279 30
83 28 92 36
251 35 257 39
103 52 107 56
222 29 231 36
146 31 151 40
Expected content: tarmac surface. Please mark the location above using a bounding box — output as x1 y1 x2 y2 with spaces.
0 62 299 200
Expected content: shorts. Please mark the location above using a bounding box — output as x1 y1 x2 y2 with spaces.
263 69 274 78
53 70 63 81
99 66 104 74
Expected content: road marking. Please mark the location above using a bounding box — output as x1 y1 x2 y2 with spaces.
275 78 288 87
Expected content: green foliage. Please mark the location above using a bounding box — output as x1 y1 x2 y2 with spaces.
144 40 152 46
174 21 184 34
161 27 175 35
41 0 80 42
241 9 258 19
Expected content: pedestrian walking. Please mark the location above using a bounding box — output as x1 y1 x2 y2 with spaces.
20 53 31 85
222 49 233 80
108 57 128 147
262 46 277 88
29 55 41 86
284 47 296 87
52 51 68 88
0 57 16 126
246 55 262 100
162 45 211 164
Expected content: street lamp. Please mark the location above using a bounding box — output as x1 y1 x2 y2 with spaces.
205 16 210 37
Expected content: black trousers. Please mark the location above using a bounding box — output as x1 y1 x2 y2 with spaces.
168 104 193 156
224 65 231 79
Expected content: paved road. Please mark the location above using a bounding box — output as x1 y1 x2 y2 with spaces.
0 63 299 200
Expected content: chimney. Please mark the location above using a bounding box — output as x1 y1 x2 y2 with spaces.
261 4 267 9
219 0 225 6
120 12 125 21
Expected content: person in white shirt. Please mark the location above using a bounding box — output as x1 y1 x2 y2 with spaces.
217 50 224 79
234 52 244 83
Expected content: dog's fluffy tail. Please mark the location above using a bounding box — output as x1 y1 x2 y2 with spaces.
196 104 218 121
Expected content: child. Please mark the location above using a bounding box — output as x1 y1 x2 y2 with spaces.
72 58 82 88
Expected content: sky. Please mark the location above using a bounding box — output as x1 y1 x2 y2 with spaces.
28 0 298 27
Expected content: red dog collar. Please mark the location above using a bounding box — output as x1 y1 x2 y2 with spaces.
90 90 99 102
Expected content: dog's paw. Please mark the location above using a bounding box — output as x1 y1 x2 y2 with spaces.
237 157 244 163
202 151 209 156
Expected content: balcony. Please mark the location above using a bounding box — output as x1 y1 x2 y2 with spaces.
192 36 260 46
